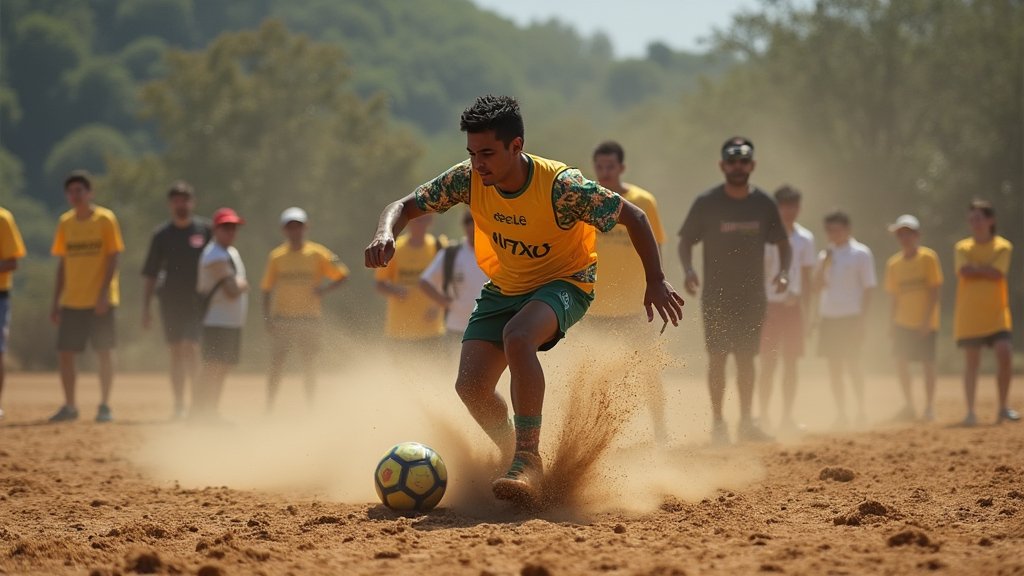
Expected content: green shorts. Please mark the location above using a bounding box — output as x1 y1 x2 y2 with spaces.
463 280 594 351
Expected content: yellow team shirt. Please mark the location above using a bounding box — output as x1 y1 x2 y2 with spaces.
375 234 446 340
0 208 27 291
885 247 943 330
260 241 349 318
51 206 124 309
589 184 665 317
954 236 1012 340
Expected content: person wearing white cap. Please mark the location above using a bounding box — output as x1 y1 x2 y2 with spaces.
260 207 349 412
884 214 943 422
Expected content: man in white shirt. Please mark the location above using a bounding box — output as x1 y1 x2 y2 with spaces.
419 211 489 351
759 186 817 434
192 207 248 423
815 210 877 427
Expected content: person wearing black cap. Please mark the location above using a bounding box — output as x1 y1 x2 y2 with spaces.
678 137 791 445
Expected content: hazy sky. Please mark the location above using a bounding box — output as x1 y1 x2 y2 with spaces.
471 0 761 57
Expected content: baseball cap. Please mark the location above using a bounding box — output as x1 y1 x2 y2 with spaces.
280 206 308 225
212 207 245 226
887 214 920 233
721 136 755 160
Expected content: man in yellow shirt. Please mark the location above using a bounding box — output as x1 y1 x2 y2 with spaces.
261 207 348 411
365 95 683 507
954 200 1018 426
585 140 668 443
374 214 445 352
49 171 125 423
0 207 27 421
884 215 942 422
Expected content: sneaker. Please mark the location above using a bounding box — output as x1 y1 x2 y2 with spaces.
95 404 113 423
48 405 79 423
492 451 544 509
957 413 978 428
890 405 916 423
710 419 731 447
922 406 935 423
738 420 775 443
997 408 1021 424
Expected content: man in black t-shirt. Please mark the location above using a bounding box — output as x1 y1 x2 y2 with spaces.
142 181 212 419
679 137 791 445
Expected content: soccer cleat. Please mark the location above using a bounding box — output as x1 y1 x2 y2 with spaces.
738 420 775 443
710 419 731 447
492 451 543 508
997 408 1021 424
48 405 79 423
95 404 113 423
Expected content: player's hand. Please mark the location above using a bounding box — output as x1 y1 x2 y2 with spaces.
95 295 111 316
392 285 408 300
683 269 700 296
50 306 60 326
365 232 397 268
142 308 152 330
645 279 685 328
773 273 789 294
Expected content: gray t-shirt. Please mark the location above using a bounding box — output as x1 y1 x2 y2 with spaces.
197 242 247 328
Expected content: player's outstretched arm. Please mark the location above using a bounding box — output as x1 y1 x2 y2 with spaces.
618 200 686 327
365 194 428 269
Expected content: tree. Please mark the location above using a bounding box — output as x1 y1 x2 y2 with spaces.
43 124 134 194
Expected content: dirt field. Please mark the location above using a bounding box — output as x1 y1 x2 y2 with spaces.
1 356 1023 576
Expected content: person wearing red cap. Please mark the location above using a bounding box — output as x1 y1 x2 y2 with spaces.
192 207 248 422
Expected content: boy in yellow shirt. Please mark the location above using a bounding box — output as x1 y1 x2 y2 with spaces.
586 140 669 443
953 200 1019 426
0 207 27 420
884 215 942 422
49 171 125 423
261 207 348 411
365 95 683 507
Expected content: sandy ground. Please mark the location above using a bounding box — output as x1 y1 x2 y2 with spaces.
1 351 1023 576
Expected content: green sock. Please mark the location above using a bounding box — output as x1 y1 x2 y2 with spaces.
513 414 542 455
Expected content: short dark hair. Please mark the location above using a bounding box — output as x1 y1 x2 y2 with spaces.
774 185 802 205
593 141 625 163
459 95 524 147
167 180 194 199
824 209 851 227
969 199 996 234
64 170 92 191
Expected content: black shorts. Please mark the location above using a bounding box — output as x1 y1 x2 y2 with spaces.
269 317 322 353
818 316 863 360
202 327 242 365
957 331 1012 349
702 298 766 356
159 293 203 343
893 326 937 362
57 308 116 352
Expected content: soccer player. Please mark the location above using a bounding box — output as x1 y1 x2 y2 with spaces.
365 95 683 507
585 140 669 443
953 200 1019 426
141 181 211 419
758 185 816 434
885 214 942 422
679 137 791 445
0 207 26 421
419 211 489 348
191 208 248 423
49 171 125 423
261 207 349 411
374 214 446 353
815 210 876 428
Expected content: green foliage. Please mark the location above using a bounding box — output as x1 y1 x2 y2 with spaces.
66 59 137 129
119 36 170 80
43 124 135 192
113 0 197 48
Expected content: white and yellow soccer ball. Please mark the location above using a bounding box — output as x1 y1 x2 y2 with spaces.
374 442 448 512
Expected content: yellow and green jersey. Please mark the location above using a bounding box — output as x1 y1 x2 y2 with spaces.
0 208 26 291
51 206 124 309
954 235 1012 339
261 241 349 318
375 233 446 340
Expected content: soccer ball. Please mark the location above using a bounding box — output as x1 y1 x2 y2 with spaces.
374 442 448 512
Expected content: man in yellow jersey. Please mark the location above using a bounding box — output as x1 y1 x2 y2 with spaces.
884 215 942 423
365 95 684 508
585 140 669 443
261 207 349 412
0 207 27 421
49 171 125 423
954 200 1019 426
374 214 446 353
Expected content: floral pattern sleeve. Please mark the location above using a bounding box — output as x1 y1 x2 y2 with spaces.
414 161 473 213
551 168 623 232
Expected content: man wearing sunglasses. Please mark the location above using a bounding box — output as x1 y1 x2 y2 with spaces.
679 137 791 445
